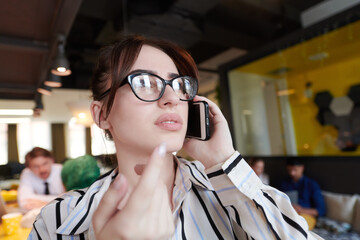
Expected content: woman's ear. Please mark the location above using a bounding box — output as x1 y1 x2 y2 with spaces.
90 101 111 129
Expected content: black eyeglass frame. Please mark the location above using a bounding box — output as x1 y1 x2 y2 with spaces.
98 72 198 102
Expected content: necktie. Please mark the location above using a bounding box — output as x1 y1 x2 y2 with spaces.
44 182 50 195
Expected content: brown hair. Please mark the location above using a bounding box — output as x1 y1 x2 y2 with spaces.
90 35 199 138
248 157 265 167
25 147 54 167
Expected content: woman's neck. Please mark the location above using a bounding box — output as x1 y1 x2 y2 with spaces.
115 143 176 208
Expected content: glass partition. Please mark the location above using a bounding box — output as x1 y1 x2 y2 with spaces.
227 20 360 156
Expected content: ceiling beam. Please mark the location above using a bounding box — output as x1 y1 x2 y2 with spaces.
203 22 262 49
0 94 34 100
301 0 360 27
0 83 36 94
0 36 48 53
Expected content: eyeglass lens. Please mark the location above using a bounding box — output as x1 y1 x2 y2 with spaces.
130 74 197 101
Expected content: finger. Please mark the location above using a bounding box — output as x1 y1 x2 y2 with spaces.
129 142 167 204
112 183 170 239
149 184 173 238
193 95 226 123
159 185 175 237
92 174 128 233
148 184 168 235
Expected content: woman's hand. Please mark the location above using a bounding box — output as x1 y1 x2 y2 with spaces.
183 96 235 169
92 144 175 240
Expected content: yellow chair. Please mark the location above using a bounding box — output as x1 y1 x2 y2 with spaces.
301 214 317 230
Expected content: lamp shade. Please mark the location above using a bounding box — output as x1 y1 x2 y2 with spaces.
45 74 62 87
34 94 44 110
37 84 52 96
51 43 71 76
35 101 44 109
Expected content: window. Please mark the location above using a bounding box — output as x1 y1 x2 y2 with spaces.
225 19 360 156
17 121 51 163
67 119 86 158
0 124 7 165
91 123 116 156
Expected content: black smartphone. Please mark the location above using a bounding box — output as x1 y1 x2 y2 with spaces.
186 101 210 140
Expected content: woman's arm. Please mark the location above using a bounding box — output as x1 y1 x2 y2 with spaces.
205 153 323 239
184 96 322 240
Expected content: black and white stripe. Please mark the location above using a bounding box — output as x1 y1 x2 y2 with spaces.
28 152 322 240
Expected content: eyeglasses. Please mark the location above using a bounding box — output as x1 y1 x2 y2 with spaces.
99 72 198 102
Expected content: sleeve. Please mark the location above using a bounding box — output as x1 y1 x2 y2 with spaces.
205 152 323 240
311 181 326 217
18 170 59 210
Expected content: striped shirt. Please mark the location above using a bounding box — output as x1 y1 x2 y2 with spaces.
28 152 322 240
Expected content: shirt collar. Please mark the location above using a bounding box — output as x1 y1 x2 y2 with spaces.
174 156 214 192
172 156 214 213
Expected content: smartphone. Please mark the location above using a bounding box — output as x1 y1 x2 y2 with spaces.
186 101 210 140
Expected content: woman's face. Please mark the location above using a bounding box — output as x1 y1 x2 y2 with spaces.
252 161 264 176
106 45 189 154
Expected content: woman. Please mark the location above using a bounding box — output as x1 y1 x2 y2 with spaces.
249 157 270 185
29 36 322 239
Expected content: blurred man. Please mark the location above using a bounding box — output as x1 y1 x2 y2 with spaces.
18 147 65 211
280 159 326 229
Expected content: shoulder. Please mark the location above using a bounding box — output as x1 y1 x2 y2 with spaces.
53 163 63 170
21 167 32 175
20 168 34 179
39 168 115 215
33 189 87 237
35 169 117 236
40 187 89 213
303 176 321 188
280 177 291 185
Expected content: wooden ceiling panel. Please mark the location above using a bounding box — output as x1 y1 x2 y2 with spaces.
0 0 82 100
0 0 59 41
0 46 46 85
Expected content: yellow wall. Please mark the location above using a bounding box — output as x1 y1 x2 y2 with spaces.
234 20 360 155
288 57 360 155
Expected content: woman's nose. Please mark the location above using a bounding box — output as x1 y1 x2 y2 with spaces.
158 85 180 106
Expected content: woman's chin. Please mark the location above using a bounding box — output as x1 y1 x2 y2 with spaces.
162 138 184 153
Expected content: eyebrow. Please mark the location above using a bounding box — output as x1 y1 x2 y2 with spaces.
129 69 180 79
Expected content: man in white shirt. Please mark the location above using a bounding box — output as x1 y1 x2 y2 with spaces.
17 147 65 212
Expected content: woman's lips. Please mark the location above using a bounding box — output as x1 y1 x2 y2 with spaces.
155 113 183 131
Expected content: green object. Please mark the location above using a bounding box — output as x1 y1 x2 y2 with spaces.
61 155 100 191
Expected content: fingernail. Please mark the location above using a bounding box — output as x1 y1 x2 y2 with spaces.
113 174 124 190
158 142 166 156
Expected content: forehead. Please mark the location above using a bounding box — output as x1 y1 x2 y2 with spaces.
287 165 303 170
28 156 53 165
130 45 178 74
255 160 264 165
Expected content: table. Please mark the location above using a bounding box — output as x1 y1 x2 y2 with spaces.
0 192 31 240
0 225 31 240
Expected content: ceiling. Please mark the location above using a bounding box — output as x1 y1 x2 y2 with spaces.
235 19 360 79
0 0 326 105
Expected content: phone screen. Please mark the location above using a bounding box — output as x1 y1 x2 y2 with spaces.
186 101 210 140
188 104 202 137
